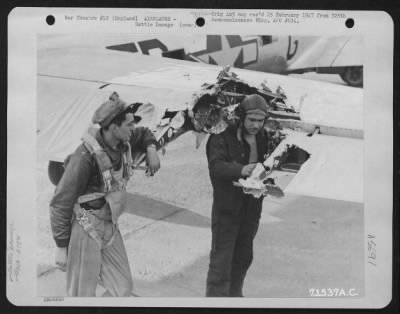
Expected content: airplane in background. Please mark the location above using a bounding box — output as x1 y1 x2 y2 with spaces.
104 34 363 87
37 33 364 203
41 34 363 87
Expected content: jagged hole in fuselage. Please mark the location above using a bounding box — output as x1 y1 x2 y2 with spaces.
276 145 310 173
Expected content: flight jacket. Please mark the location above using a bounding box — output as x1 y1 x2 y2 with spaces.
206 124 269 216
50 126 158 248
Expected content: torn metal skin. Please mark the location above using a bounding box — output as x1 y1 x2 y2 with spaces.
141 66 307 198
47 66 311 197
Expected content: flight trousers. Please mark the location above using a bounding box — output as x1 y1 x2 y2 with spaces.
66 213 134 297
206 203 262 297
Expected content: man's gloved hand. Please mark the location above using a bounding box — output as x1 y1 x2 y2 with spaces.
146 144 161 176
241 163 257 178
55 247 68 271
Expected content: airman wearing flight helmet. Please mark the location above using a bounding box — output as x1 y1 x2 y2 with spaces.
206 94 269 297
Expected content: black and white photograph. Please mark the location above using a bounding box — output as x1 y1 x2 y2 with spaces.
7 8 393 308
